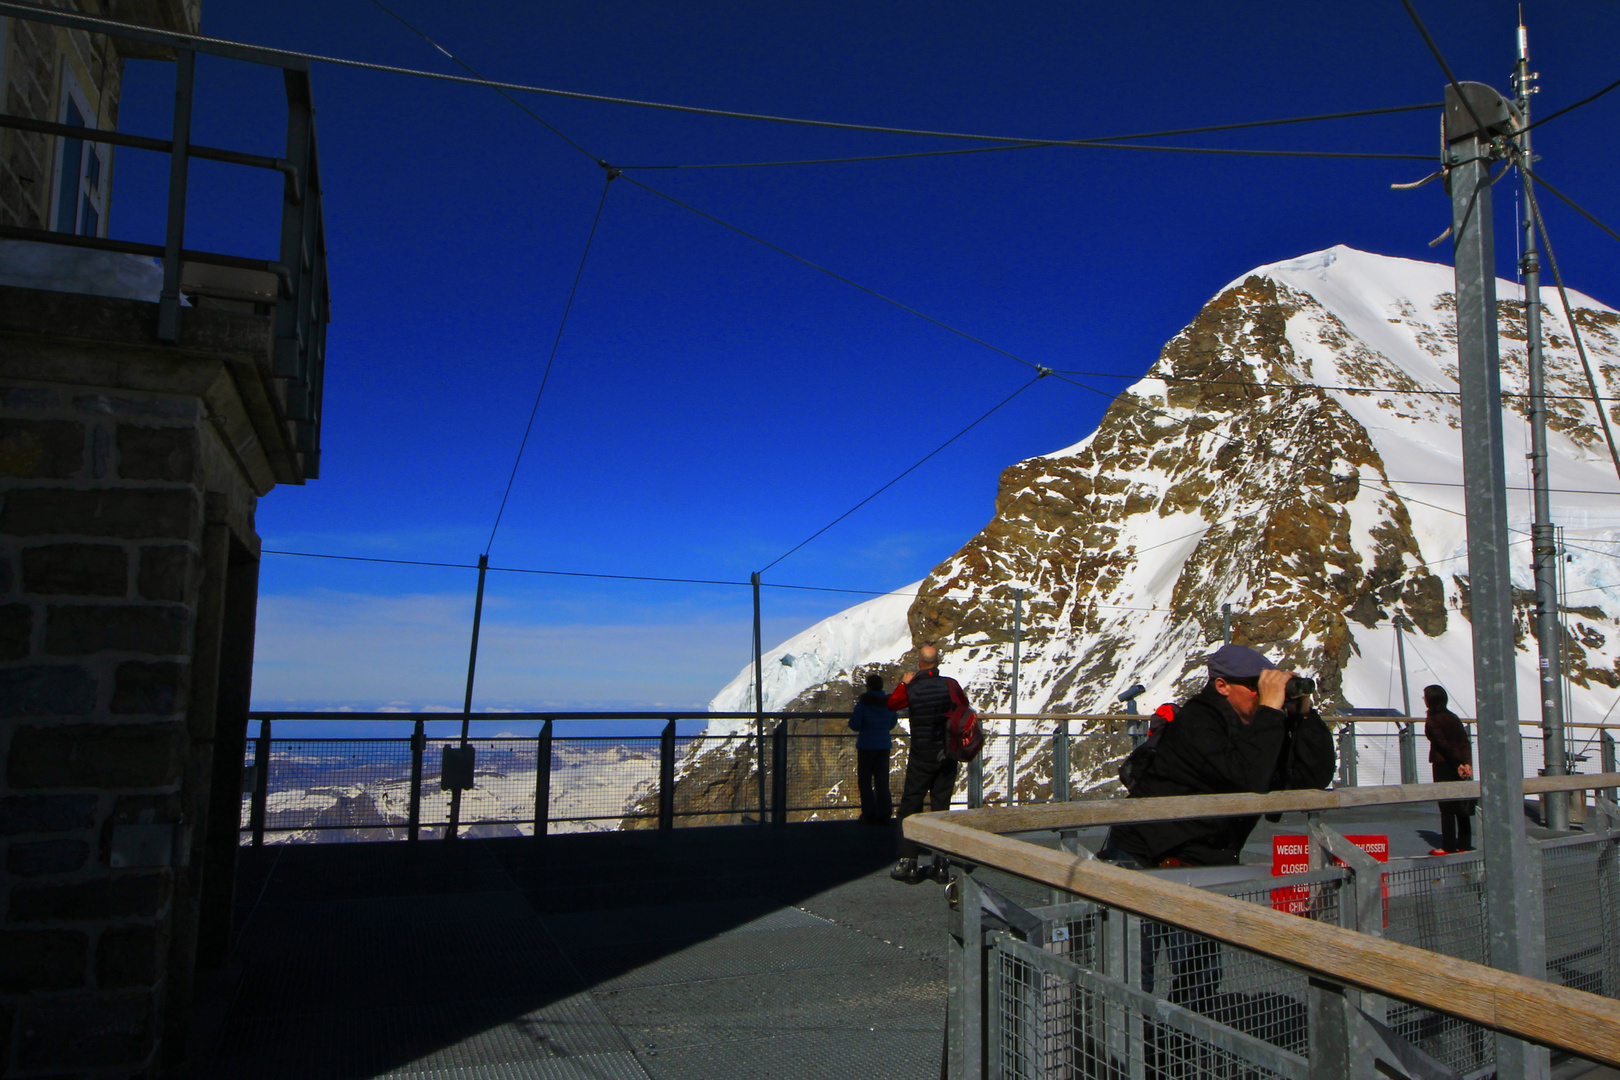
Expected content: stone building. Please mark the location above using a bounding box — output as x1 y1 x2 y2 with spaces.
1 3 327 1076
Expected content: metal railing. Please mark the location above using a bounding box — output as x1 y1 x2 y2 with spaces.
0 1 329 473
910 775 1620 1078
237 711 1620 844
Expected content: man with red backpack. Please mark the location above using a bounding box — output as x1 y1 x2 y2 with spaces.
887 644 975 885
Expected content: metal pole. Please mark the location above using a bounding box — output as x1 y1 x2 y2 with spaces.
407 718 424 842
250 717 270 847
157 49 194 343
1516 25 1569 832
752 572 765 824
1009 589 1021 806
659 719 676 832
446 553 488 841
1603 730 1617 808
534 719 552 838
1221 602 1232 644
1446 77 1549 1079
1396 619 1418 784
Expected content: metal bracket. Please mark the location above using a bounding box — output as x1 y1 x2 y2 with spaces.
977 883 1046 946
1354 1006 1461 1080
1594 794 1620 830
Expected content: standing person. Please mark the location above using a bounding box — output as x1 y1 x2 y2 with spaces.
848 673 898 825
887 644 968 885
1106 644 1336 868
1103 643 1335 1012
1423 684 1474 854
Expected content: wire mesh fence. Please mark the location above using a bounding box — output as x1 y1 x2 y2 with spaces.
979 829 1620 1080
992 933 1308 1080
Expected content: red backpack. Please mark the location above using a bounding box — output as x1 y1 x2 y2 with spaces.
944 679 984 762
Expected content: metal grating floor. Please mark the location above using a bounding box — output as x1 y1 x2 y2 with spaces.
199 822 944 1080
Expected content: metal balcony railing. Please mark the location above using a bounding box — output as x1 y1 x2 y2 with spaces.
0 0 330 473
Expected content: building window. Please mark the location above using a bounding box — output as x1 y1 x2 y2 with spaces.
53 97 85 234
52 73 108 238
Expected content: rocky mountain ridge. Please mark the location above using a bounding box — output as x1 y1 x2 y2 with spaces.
686 246 1620 810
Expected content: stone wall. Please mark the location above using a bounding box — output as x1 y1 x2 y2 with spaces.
0 383 209 1076
1 283 290 1078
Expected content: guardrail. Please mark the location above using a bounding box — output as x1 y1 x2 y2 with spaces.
905 773 1620 1076
237 711 1620 844
0 0 329 472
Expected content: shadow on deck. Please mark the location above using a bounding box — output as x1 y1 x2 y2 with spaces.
198 822 963 1079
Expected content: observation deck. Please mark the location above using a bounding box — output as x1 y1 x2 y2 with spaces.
190 792 1619 1080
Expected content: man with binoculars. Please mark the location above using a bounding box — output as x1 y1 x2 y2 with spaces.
1106 643 1336 869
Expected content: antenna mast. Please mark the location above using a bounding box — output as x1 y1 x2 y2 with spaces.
1515 12 1570 831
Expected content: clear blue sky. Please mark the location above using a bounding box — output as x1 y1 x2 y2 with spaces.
102 1 1620 719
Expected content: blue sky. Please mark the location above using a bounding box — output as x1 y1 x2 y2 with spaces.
101 1 1620 716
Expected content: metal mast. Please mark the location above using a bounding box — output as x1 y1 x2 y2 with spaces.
1445 77 1549 1079
1515 15 1570 831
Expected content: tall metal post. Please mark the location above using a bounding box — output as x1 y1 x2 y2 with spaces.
407 718 424 842
249 717 270 847
1396 619 1418 784
1446 78 1548 1079
446 553 488 841
1221 602 1232 644
659 719 676 832
752 572 766 824
534 719 553 837
157 50 195 343
1516 22 1569 831
1008 589 1022 805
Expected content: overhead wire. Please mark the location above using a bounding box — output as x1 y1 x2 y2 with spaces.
484 175 616 554
1521 72 1620 134
139 2 1612 610
1521 167 1620 484
618 142 1433 171
365 0 597 162
3 0 1450 152
1519 164 1620 247
757 373 1048 572
1397 0 1492 138
1049 367 1620 405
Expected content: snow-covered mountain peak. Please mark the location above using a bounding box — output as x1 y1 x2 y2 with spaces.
709 246 1620 798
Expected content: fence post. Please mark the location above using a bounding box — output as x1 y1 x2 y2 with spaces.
968 754 983 810
947 869 984 1080
157 49 194 344
250 717 271 847
1399 721 1418 785
659 719 676 832
534 719 553 838
1337 723 1358 788
771 721 788 826
1603 730 1617 808
407 718 424 843
1053 718 1070 803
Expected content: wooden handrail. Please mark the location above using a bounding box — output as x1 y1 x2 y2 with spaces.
904 813 1620 1066
923 773 1620 834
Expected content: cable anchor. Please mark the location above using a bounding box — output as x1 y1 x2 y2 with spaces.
1036 365 1053 379
598 160 622 181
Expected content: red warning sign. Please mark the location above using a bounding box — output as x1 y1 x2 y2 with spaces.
1271 834 1387 922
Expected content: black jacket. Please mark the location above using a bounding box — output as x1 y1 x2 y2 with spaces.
887 670 957 759
1108 683 1336 866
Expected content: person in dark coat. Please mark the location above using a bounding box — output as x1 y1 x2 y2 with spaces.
1423 684 1474 853
887 644 968 885
1106 644 1337 868
848 673 898 825
1105 644 1336 1012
